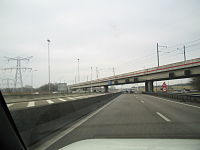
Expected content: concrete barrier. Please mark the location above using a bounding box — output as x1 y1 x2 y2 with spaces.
10 92 120 147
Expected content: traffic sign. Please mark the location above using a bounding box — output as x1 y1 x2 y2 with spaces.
162 82 168 92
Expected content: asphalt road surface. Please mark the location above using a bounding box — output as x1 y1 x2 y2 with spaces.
34 94 200 150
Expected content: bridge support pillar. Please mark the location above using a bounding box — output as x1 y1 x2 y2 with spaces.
90 87 93 93
145 81 154 92
104 85 108 93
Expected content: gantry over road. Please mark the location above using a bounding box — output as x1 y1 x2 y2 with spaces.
69 58 200 92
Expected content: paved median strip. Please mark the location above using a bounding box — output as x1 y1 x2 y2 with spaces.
27 101 35 107
46 100 54 104
156 112 171 122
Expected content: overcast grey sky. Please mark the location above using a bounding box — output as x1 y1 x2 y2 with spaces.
0 0 200 88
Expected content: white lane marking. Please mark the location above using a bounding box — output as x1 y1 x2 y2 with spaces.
67 97 76 100
141 100 144 103
58 98 66 101
85 95 94 97
35 95 118 150
27 101 35 107
7 104 13 107
76 96 88 99
46 100 54 104
151 95 200 109
75 96 83 98
156 112 171 122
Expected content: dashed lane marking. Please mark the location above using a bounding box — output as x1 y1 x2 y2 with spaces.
67 97 76 100
27 101 35 107
156 112 171 122
7 104 13 107
76 96 88 99
58 98 66 101
46 100 54 104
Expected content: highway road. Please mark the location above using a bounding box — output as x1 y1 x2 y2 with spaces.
6 93 106 110
34 93 200 150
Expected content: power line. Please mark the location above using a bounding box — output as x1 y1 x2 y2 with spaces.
74 38 199 84
118 52 156 67
166 37 200 49
185 42 200 48
186 48 200 52
160 42 199 54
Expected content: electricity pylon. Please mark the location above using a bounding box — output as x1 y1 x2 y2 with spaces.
3 56 32 91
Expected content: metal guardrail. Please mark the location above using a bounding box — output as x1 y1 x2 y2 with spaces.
145 92 200 103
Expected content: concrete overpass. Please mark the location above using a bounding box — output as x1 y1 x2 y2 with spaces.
69 58 200 92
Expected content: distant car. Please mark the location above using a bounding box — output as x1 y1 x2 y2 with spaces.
129 90 134 94
122 89 134 94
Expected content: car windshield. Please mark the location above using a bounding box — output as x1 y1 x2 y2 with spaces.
0 0 200 150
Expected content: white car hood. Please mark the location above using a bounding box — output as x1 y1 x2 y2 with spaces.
59 139 200 150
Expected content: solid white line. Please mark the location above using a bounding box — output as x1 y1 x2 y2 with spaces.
35 96 118 150
141 100 144 103
58 98 66 101
151 95 200 109
7 104 13 107
27 101 35 107
156 112 171 122
67 97 76 100
46 100 54 104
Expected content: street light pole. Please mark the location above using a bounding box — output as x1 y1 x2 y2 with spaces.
156 43 167 67
31 70 37 93
96 67 98 79
156 43 167 93
77 58 80 83
91 66 93 93
47 39 51 94
113 67 115 76
156 43 159 67
183 45 186 62
75 76 76 84
112 67 116 91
